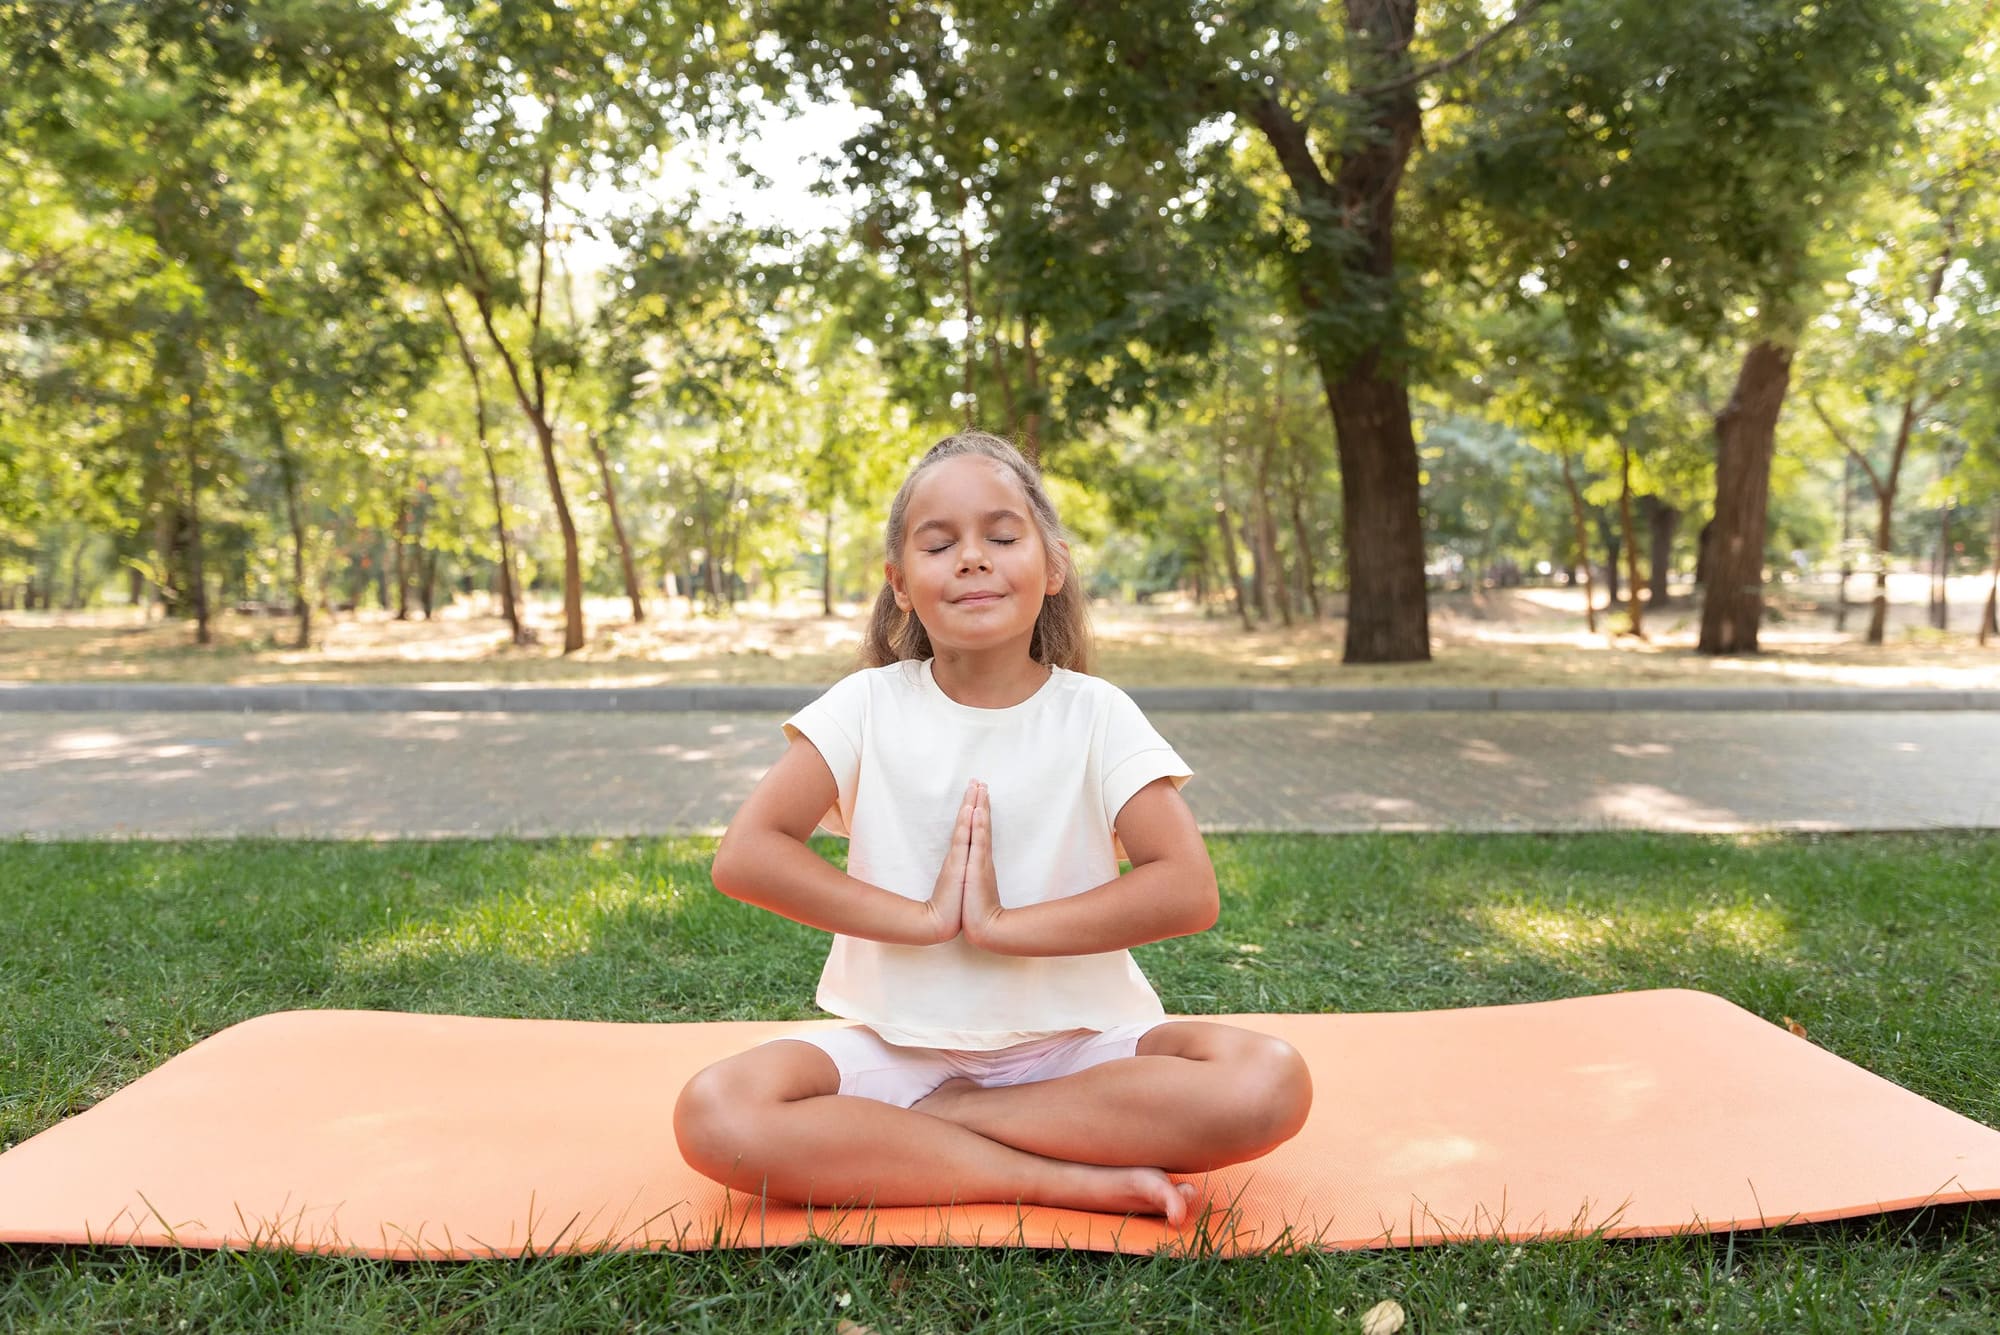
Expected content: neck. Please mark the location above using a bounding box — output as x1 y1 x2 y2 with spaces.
929 643 1051 708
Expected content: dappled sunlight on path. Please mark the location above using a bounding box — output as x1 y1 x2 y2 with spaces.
5 709 1995 839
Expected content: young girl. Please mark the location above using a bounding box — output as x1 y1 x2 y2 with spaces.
674 430 1311 1226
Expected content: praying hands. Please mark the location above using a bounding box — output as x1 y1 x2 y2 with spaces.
926 779 1006 948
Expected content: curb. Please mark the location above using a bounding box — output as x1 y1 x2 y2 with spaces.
4 683 1999 714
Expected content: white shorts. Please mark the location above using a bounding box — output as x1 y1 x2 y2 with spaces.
779 1023 1163 1109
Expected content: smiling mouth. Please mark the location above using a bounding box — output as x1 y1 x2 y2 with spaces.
953 593 1003 604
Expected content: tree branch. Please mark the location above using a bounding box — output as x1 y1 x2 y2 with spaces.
1913 377 1957 421
1808 393 1886 501
532 151 551 417
1348 0 1553 98
1247 94 1339 212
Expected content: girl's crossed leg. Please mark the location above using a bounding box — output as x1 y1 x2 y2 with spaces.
671 1022 1311 1227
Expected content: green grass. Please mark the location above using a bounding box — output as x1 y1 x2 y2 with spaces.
2 833 1997 1332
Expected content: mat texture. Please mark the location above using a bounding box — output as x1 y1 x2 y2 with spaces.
1 989 1995 1257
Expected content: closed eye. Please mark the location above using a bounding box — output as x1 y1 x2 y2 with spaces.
924 537 1019 553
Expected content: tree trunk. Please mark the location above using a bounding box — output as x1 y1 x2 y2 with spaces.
1256 363 1288 625
393 492 411 621
1857 398 1922 646
1020 316 1043 464
1560 451 1598 634
822 508 836 616
1619 443 1644 637
446 161 583 652
1645 499 1678 607
419 548 439 619
1599 512 1622 609
1980 501 1998 646
1698 339 1793 654
590 430 645 623
988 313 1018 438
1256 428 1292 628
1247 1 1428 663
1866 485 1895 646
184 391 210 646
1288 465 1323 620
442 297 526 646
528 417 585 650
727 509 743 611
701 513 721 611
956 196 979 427
266 396 312 649
151 501 177 617
1835 453 1853 632
1214 439 1254 632
485 454 525 644
1249 443 1271 622
64 535 86 610
1932 497 1951 631
1322 359 1430 659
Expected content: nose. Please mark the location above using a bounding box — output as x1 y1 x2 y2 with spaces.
957 538 991 573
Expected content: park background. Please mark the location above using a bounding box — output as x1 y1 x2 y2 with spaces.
4 2 2000 1332
2 0 1997 682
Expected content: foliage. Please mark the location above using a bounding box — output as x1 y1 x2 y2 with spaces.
3 2 1996 648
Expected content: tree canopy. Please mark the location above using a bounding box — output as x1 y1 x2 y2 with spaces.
3 0 1996 656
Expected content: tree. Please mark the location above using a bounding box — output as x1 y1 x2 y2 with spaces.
287 0 754 652
6 4 441 643
1797 33 2000 643
758 5 1245 480
1447 0 1949 654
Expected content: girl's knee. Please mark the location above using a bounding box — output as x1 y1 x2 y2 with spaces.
672 1063 745 1175
1211 1034 1311 1151
673 1043 841 1178
1249 1037 1313 1144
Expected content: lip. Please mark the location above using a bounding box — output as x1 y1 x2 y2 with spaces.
952 592 1004 604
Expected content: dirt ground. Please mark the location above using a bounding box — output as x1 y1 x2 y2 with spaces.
3 572 1997 690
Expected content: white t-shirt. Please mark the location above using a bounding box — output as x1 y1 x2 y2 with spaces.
781 658 1194 1050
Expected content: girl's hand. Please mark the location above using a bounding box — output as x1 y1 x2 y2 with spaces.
924 780 978 943
961 782 1007 949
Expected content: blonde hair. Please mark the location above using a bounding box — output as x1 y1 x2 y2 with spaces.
860 429 1093 672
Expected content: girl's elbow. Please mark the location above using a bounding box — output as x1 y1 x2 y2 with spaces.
1187 867 1221 934
709 832 751 900
1194 892 1221 934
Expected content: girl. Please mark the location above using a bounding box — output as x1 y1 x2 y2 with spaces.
674 430 1312 1226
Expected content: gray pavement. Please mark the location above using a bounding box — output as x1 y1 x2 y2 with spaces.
5 682 2000 714
3 705 1996 838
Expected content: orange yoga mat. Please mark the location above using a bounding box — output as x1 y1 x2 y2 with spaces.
1 989 1996 1258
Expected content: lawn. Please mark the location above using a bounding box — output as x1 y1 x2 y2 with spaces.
2 832 1997 1331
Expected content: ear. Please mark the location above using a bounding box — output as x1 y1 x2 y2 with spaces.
1046 539 1069 596
886 560 912 611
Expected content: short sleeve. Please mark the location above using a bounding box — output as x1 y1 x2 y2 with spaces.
782 672 868 837
1099 686 1193 833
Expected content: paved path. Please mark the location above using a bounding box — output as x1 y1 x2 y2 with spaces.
4 707 1995 838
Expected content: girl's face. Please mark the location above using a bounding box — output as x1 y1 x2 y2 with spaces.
887 455 1066 659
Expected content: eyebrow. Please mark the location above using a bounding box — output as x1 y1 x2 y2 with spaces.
912 509 1026 536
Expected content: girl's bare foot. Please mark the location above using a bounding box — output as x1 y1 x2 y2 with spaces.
912 1082 1195 1224
1039 1163 1198 1227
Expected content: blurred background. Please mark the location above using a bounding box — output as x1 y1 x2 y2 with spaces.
3 0 1996 678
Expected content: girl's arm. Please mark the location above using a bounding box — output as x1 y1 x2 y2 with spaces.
962 777 1219 957
710 736 966 946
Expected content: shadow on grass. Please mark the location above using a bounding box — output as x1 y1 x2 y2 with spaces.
4 831 1997 1143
